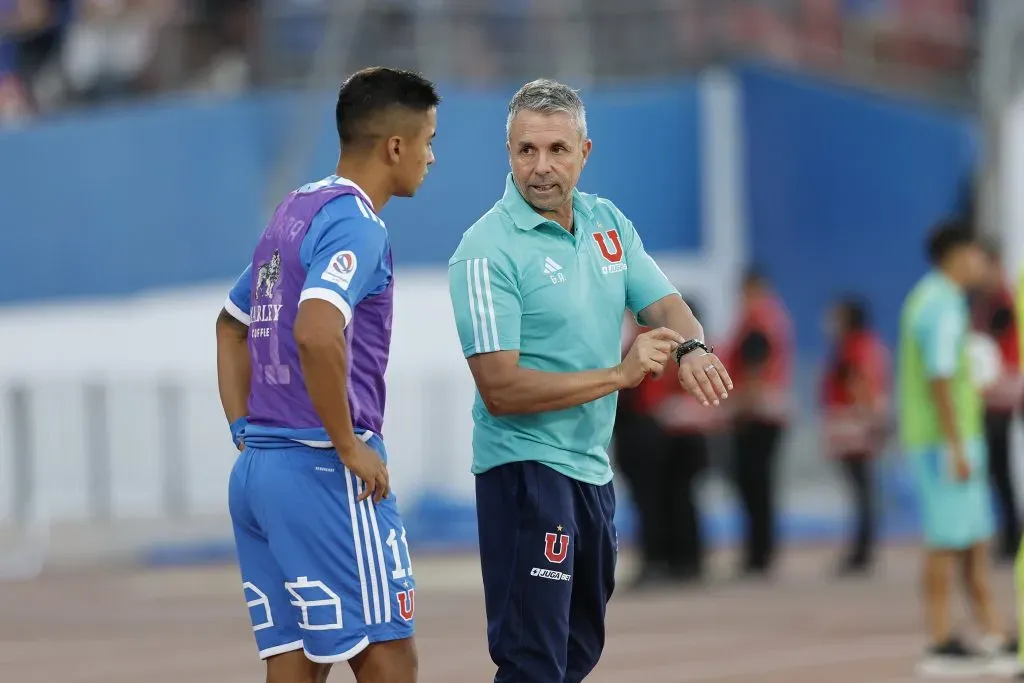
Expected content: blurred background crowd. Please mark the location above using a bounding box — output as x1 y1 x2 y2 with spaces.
0 0 983 126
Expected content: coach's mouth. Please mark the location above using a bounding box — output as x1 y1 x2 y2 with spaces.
531 183 558 193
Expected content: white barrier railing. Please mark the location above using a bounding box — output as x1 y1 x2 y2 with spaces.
0 369 856 536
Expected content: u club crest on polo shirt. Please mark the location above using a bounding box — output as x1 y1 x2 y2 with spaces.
593 227 627 274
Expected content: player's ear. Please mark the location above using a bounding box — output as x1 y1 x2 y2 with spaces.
387 136 402 164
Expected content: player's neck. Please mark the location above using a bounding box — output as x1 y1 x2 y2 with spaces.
334 160 392 212
937 265 966 290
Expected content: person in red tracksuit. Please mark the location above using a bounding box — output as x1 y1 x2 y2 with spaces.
615 300 722 588
651 319 726 584
821 296 890 576
971 245 1023 562
726 269 793 578
615 316 674 588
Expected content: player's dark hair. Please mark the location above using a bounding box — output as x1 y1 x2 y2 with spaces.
926 218 976 265
335 67 441 149
742 266 769 290
836 296 870 331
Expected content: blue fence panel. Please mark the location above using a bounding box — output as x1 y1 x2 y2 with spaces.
740 65 978 356
0 80 701 304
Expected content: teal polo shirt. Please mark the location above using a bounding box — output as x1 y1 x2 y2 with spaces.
448 173 678 485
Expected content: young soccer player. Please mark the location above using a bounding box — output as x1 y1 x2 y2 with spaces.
215 67 439 683
899 220 1014 675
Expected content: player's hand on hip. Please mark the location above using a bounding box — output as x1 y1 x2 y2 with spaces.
950 442 971 482
677 351 732 407
339 441 390 504
618 327 684 388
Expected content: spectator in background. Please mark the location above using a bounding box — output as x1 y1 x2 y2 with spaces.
971 242 1022 563
798 0 843 67
187 0 254 95
59 0 168 103
0 0 32 124
650 296 722 585
821 295 890 576
614 314 673 590
727 268 794 578
615 298 720 589
0 0 66 123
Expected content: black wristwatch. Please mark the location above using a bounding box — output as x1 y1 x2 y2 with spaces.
673 339 713 364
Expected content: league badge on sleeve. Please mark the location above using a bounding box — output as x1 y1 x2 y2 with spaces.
322 250 357 290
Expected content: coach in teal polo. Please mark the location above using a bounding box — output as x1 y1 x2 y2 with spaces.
447 79 732 683
451 172 679 484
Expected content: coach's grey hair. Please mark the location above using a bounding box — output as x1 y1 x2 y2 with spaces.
506 79 588 141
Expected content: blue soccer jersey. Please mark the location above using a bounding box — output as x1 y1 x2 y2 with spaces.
222 176 414 663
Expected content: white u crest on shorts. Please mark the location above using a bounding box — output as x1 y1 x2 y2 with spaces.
243 581 275 632
285 577 344 631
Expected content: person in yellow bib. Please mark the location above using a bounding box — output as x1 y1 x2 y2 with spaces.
899 222 1015 675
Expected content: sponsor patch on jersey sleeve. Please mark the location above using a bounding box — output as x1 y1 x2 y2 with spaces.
321 250 357 290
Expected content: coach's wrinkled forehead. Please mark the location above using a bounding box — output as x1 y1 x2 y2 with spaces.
506 79 588 141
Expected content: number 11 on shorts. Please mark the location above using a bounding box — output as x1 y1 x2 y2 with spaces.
386 526 413 580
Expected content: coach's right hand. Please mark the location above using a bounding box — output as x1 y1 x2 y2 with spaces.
340 441 390 504
617 327 685 389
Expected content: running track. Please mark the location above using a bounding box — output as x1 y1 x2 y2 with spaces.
0 546 1017 682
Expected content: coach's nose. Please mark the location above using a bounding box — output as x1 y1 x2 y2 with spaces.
533 149 555 176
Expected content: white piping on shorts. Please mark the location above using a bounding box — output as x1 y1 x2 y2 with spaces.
258 640 304 660
304 636 371 663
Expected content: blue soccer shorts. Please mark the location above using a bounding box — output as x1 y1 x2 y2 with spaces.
909 436 995 551
228 435 416 663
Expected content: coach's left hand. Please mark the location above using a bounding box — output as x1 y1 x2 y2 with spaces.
677 351 732 407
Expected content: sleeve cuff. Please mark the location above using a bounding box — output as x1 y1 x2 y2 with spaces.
632 290 682 322
300 287 353 328
462 341 519 358
224 296 251 326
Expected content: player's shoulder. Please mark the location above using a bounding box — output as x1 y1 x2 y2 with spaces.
318 193 386 230
907 276 960 327
905 274 939 306
308 194 389 253
448 200 518 267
